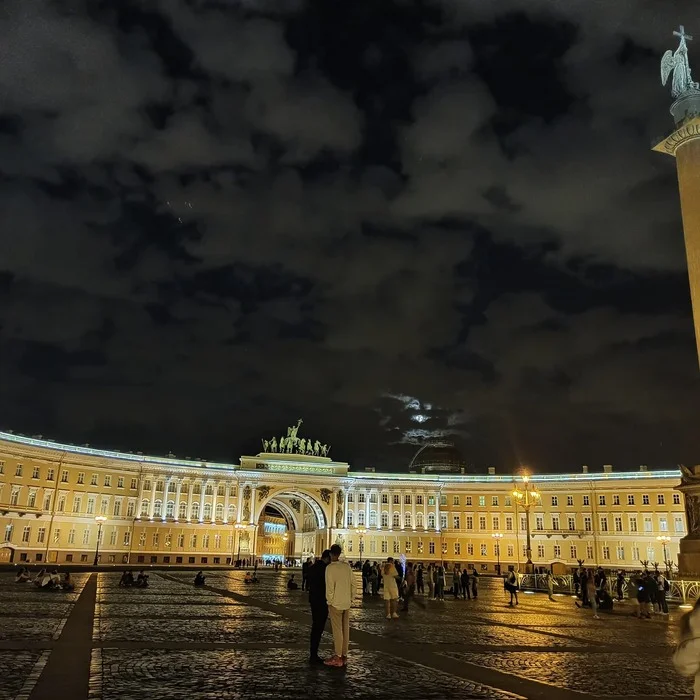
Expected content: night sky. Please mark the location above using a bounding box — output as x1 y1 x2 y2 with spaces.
0 0 698 473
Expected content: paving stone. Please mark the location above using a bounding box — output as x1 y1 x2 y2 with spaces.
0 651 44 700
0 618 64 642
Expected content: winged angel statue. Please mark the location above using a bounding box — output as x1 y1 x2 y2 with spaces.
661 26 699 98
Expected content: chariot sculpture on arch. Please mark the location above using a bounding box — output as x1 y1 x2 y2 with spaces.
260 418 331 457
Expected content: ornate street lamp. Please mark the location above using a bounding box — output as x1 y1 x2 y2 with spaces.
657 535 672 574
234 522 246 566
355 527 367 557
492 532 503 575
94 515 107 566
512 473 541 574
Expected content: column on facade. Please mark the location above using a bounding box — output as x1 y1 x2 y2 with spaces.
148 477 158 519
136 476 147 519
365 489 370 528
343 488 349 528
175 479 182 521
435 490 441 531
210 480 217 523
223 482 230 523
186 479 194 521
388 489 394 531
250 485 257 524
400 489 405 530
163 477 173 520
411 490 417 530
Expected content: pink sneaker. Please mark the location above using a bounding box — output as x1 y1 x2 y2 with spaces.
324 656 344 667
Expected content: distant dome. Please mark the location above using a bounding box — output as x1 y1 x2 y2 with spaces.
408 440 466 474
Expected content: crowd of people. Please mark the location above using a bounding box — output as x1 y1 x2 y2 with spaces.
118 570 150 587
15 567 74 591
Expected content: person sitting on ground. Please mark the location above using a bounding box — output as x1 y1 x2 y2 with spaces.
49 570 61 588
15 567 30 583
119 571 130 587
33 568 47 587
244 571 253 584
194 571 206 587
136 571 149 588
62 572 74 592
287 574 299 590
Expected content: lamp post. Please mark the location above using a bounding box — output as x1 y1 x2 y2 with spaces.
512 473 541 574
282 532 289 564
492 532 503 575
94 516 107 566
356 527 366 558
657 535 672 574
235 523 245 566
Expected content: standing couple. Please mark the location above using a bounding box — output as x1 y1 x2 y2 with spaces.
308 543 355 667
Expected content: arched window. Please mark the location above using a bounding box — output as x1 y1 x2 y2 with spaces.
203 503 212 520
178 502 187 519
392 512 400 528
193 484 201 495
153 500 162 517
357 511 365 526
228 504 236 520
347 511 354 527
191 502 200 519
215 503 224 521
166 501 175 517
405 513 412 528
168 482 177 493
369 510 377 527
205 484 214 496
140 500 149 517
416 512 424 528
428 513 435 529
381 512 389 527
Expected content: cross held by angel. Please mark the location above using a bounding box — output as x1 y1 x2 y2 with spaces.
661 25 700 98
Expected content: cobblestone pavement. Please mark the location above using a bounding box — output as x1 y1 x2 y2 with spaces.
0 570 693 700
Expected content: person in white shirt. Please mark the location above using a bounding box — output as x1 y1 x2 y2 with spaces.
324 543 355 667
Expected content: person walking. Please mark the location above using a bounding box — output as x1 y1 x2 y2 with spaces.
382 558 400 619
471 568 479 599
426 564 435 599
673 597 700 698
307 549 331 664
505 566 519 606
402 563 416 612
616 571 625 602
301 557 313 592
546 570 555 601
435 565 446 601
369 562 379 596
657 571 670 615
416 564 424 595
586 570 599 619
461 567 470 600
452 565 461 599
324 544 355 667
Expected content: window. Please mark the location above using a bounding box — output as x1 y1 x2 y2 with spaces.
628 495 635 505
551 496 558 506
507 544 514 557
415 541 422 554
191 503 200 519
82 528 90 545
642 494 649 505
504 496 512 507
139 532 146 546
416 495 423 505
381 494 388 504
613 495 620 506
152 533 159 547
440 514 447 530
427 541 434 554
479 516 486 530
658 494 665 505
405 541 412 554
203 503 212 520
22 526 31 543
215 535 221 549
659 517 668 532
568 516 576 531
676 516 685 533
583 496 590 506
614 517 622 532
109 529 117 546
157 481 165 492
428 513 435 529
630 517 638 532
520 516 527 531
153 500 163 518
440 495 447 506
175 502 186 520
347 512 354 527
393 540 400 554
404 513 412 528
0 461 3 474
217 484 224 496
53 528 60 544
167 501 176 518
466 516 474 530
616 546 625 560
393 513 400 528
600 517 608 532
644 517 653 533
118 477 124 488
647 546 655 561
10 489 19 506
584 516 592 532
202 534 209 548
479 496 486 507
114 501 122 517
131 478 138 490
537 544 545 558
61 470 68 483
453 496 460 506
381 512 389 527
416 512 423 527
28 491 36 508
216 503 224 520
358 493 365 503
4 525 13 542
68 529 75 544
467 543 474 555
393 494 399 505
586 545 594 560
553 544 561 558
480 543 488 556
453 515 460 530
86 497 95 515
454 542 461 555
100 498 109 515
357 511 365 526
404 494 411 505
632 546 640 561
492 516 500 530
674 493 681 505
535 515 544 531
190 534 197 548
43 493 51 510
32 467 40 479
124 531 131 546
369 510 377 527
177 534 185 548
602 546 610 560
428 495 435 506
599 495 606 506
140 500 149 517
567 495 574 506
73 496 82 513
491 496 498 507
552 516 560 530
505 516 513 531
570 545 577 559
16 464 23 477
47 468 54 481
228 505 235 520
91 474 98 486
465 496 472 506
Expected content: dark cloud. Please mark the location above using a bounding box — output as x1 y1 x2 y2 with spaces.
0 0 698 472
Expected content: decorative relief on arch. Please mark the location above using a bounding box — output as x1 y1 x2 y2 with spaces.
258 486 271 502
289 499 301 513
319 488 332 504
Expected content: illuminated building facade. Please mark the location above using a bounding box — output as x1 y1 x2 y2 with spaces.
0 431 686 571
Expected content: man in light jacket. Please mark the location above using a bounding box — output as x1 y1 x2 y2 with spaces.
324 543 355 667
